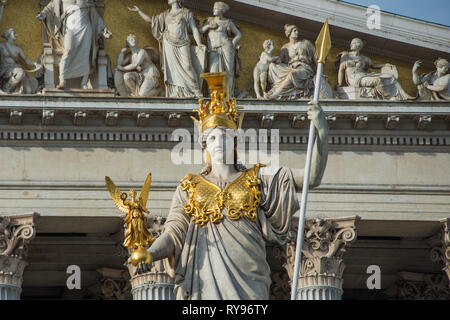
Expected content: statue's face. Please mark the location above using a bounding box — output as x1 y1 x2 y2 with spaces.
127 35 137 47
290 28 299 39
350 39 363 51
130 189 137 199
437 62 449 75
7 29 17 41
168 0 177 5
213 5 222 16
205 127 235 165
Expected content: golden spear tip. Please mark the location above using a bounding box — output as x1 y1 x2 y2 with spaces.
315 18 332 64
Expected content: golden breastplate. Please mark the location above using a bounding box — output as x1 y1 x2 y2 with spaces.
180 165 263 226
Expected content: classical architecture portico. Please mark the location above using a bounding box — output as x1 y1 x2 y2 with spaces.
0 0 449 300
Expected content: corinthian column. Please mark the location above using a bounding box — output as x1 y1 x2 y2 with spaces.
0 213 38 300
428 218 450 284
286 216 359 300
125 216 175 300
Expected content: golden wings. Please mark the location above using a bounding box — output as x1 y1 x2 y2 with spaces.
105 173 152 213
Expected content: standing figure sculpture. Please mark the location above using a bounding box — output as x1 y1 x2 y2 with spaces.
128 1 206 98
200 2 242 97
37 0 112 89
253 39 281 99
337 38 413 100
0 29 42 94
114 34 163 97
106 174 154 266
0 0 7 23
136 73 328 299
263 24 333 100
412 58 449 101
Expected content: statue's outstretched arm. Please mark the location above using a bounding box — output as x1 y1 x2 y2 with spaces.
128 6 152 24
291 102 328 192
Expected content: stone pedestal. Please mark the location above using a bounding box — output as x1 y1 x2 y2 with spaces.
285 216 359 300
0 213 38 300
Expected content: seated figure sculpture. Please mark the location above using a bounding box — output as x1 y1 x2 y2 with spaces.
0 28 42 94
412 58 449 101
262 24 333 100
114 34 163 97
336 38 413 100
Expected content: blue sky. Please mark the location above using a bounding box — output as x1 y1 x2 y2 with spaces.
339 0 450 26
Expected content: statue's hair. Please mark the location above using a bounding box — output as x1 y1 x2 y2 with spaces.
1 28 14 40
284 24 298 38
435 57 449 69
199 126 247 175
263 39 274 51
214 1 230 13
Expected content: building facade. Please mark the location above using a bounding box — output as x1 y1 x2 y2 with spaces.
0 0 449 300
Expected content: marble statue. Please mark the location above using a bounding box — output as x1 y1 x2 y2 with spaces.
263 24 333 100
0 0 7 23
0 28 42 94
135 73 328 299
337 38 413 100
37 0 112 90
412 58 449 101
253 39 281 99
114 34 163 97
200 2 242 97
128 1 206 98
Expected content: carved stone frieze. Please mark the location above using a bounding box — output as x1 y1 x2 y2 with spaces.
386 272 450 300
93 267 131 300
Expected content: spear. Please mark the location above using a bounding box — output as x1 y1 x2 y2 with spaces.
290 19 331 300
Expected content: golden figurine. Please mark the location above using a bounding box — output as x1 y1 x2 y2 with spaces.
105 173 154 266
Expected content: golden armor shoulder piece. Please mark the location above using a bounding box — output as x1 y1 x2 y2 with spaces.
180 164 264 226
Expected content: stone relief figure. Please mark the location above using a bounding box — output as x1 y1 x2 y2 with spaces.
253 39 281 99
412 58 449 101
337 38 413 100
128 0 206 98
200 2 242 97
263 24 333 100
135 73 329 299
0 0 7 23
114 34 163 97
37 0 112 90
0 29 42 94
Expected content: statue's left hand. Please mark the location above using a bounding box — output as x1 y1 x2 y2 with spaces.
1 0 7 7
307 101 326 131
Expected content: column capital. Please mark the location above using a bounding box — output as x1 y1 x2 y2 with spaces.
387 272 450 300
286 216 359 300
428 218 450 282
0 213 38 300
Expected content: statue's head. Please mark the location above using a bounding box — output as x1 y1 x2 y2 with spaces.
263 39 275 53
201 126 236 166
435 58 449 74
213 2 230 16
168 0 183 6
284 24 299 39
350 38 364 51
126 34 137 48
129 189 137 199
1 28 16 41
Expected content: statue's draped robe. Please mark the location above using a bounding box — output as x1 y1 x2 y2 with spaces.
164 166 300 299
150 8 202 98
41 0 106 80
267 40 317 99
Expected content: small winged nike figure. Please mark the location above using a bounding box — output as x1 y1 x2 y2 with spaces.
105 173 154 265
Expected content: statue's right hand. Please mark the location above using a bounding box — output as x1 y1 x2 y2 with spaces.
128 5 140 13
1 0 7 7
36 12 46 21
413 60 422 71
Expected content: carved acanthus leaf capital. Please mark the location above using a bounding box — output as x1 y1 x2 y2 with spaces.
428 218 450 282
0 213 38 259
